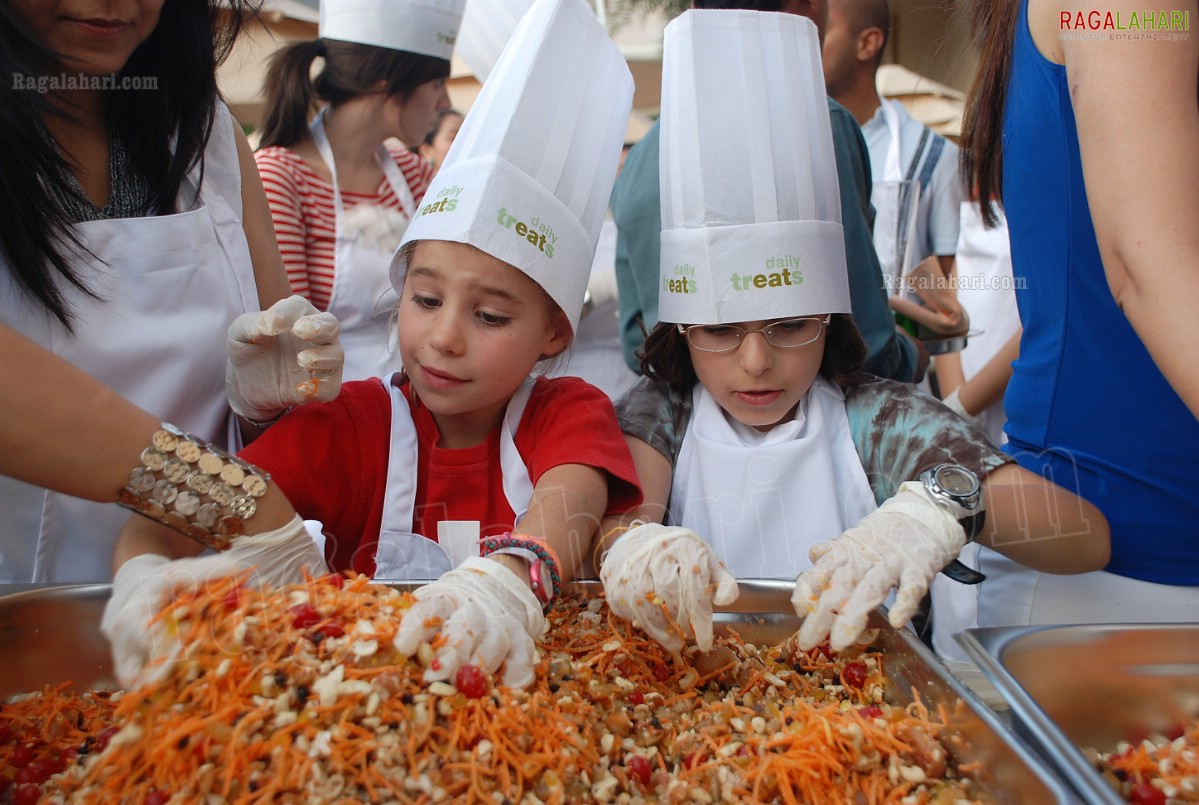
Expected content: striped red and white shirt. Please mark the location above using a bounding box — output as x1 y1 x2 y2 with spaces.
255 145 434 311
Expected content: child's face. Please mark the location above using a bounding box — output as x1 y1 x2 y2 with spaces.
399 241 570 445
686 317 827 432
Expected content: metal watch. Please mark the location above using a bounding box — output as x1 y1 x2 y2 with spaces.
919 463 985 541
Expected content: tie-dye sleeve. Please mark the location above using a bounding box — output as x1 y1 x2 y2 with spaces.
613 376 693 470
842 373 1014 506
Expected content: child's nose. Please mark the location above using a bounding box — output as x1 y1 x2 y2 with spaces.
428 311 466 353
738 331 773 375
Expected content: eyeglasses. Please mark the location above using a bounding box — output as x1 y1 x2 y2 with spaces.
678 315 831 353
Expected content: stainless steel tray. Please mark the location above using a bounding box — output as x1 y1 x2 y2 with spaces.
958 623 1199 805
0 581 1077 803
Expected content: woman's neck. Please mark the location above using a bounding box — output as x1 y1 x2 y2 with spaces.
319 100 393 192
41 90 111 208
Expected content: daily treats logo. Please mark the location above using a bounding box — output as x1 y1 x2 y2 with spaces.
730 255 804 291
663 255 805 297
417 185 461 216
497 206 557 258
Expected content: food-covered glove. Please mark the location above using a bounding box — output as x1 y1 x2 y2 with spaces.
227 295 343 423
600 523 739 653
791 482 965 651
393 557 544 689
101 516 327 688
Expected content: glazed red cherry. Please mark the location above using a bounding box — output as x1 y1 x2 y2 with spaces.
12 783 42 805
627 689 645 705
455 664 489 699
858 705 884 719
290 604 322 629
842 661 868 689
8 744 35 767
1129 782 1167 805
145 787 171 805
93 726 120 753
627 754 652 787
651 663 671 683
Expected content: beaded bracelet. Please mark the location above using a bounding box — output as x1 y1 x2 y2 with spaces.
117 423 270 551
480 534 562 613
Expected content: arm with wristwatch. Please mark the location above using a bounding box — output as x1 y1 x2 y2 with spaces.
596 442 1110 656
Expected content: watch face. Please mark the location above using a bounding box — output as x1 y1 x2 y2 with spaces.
937 466 978 495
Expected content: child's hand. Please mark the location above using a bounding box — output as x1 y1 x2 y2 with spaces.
600 523 739 653
226 295 343 424
393 557 544 689
791 482 966 651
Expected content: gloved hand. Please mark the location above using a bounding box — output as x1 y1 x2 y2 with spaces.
791 482 965 651
101 516 327 688
600 523 739 653
393 557 544 688
941 387 985 431
227 295 343 423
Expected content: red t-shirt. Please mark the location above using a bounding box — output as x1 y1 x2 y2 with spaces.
239 375 642 576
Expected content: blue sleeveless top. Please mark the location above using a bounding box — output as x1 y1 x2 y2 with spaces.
1001 0 1199 584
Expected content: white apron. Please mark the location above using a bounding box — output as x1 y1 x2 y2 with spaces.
976 551 1199 627
668 377 877 579
0 103 258 583
373 375 535 580
311 112 415 381
870 100 923 292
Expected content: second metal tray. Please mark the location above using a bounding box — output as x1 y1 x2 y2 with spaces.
959 623 1199 805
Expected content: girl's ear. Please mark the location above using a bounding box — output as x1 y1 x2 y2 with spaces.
540 310 573 359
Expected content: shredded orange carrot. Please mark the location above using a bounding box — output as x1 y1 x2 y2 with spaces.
5 575 991 804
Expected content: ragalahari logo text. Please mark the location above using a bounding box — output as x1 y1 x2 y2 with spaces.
1060 9 1189 40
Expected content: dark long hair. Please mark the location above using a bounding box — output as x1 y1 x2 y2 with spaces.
959 0 1021 227
639 313 868 390
0 0 260 330
256 38 451 149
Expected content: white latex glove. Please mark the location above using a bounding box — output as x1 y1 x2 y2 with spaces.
941 387 985 430
393 557 544 689
101 516 327 688
600 523 739 653
227 295 343 423
791 482 965 652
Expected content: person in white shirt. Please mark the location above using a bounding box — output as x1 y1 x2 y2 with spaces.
822 0 962 284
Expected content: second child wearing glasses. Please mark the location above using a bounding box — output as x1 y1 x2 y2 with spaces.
594 10 1110 660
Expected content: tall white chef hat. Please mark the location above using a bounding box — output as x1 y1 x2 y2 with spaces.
392 0 634 334
658 9 850 325
455 0 535 83
319 0 466 61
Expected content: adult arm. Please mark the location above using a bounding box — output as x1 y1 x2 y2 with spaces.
0 326 164 498
0 325 298 570
941 328 1021 416
846 375 1109 570
1055 0 1199 418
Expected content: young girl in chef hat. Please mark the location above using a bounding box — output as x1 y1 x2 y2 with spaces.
108 0 641 690
597 9 1110 659
255 0 466 381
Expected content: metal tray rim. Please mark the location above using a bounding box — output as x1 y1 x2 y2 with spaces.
957 626 1133 805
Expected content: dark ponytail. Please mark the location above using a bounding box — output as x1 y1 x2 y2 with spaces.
257 38 451 150
960 0 1021 228
255 40 325 150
